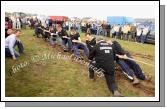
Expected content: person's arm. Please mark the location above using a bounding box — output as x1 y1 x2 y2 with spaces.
86 40 93 51
72 37 81 43
62 30 69 39
113 41 125 55
88 38 96 50
78 36 81 42
8 36 16 60
116 54 128 59
75 34 82 42
62 36 69 38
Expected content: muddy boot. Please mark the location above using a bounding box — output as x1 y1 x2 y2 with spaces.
113 90 124 97
132 76 140 85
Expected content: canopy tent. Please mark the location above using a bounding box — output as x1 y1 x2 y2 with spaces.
107 16 134 26
48 16 68 21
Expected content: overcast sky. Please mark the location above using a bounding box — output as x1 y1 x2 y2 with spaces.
2 1 158 20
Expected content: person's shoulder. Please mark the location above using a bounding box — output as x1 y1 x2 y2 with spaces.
9 34 16 37
7 34 16 39
112 40 118 44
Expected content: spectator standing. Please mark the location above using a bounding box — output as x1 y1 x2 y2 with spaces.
106 22 111 37
136 28 143 42
86 22 91 33
141 27 149 43
16 17 21 29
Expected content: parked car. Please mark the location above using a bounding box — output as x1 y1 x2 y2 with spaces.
137 24 155 44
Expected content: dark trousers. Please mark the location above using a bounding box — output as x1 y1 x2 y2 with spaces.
107 29 110 37
117 54 145 80
5 48 20 57
125 59 145 80
89 61 118 93
5 40 24 58
136 35 141 42
141 35 146 43
117 59 134 80
72 43 89 58
15 40 24 53
115 32 120 39
62 38 72 50
35 27 40 37
112 32 116 38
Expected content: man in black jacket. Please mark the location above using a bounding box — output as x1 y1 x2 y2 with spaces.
85 33 96 52
107 40 145 84
88 36 123 97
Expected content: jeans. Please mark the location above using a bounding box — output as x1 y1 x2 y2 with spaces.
96 27 102 35
50 36 57 46
117 53 145 80
61 38 72 50
49 36 62 46
136 35 141 42
72 42 89 58
117 59 134 80
115 32 120 39
125 59 145 80
141 35 146 43
77 25 81 32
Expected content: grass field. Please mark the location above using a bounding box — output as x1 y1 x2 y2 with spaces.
5 28 155 97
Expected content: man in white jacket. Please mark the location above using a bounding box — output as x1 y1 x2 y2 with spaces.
5 30 22 60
